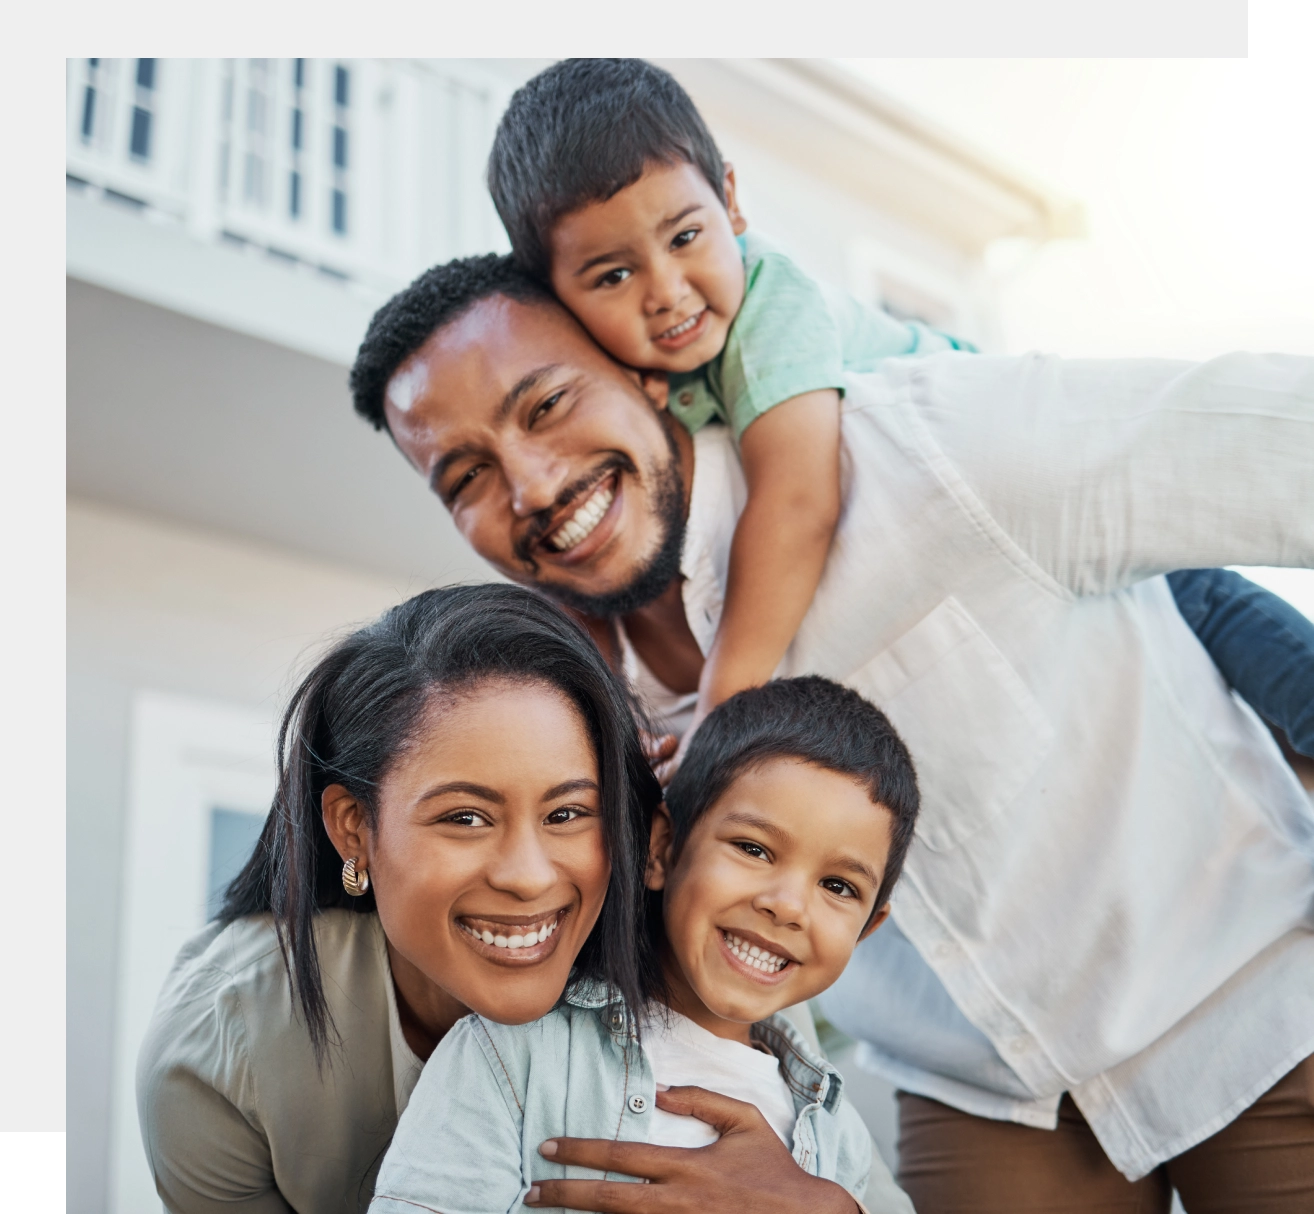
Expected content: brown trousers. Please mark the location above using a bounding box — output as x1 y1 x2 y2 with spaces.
896 1056 1314 1213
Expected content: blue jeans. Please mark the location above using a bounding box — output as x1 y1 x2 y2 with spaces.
1168 568 1314 758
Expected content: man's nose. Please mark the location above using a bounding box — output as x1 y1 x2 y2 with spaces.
486 822 559 901
503 442 570 519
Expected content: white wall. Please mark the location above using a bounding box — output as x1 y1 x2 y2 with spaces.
67 498 428 1214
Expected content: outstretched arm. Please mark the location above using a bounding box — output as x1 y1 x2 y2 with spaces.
686 389 841 747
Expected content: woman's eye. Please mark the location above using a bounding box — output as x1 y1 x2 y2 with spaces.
529 391 565 428
596 267 631 288
544 805 586 825
441 810 486 827
671 228 698 250
821 877 858 899
734 840 768 860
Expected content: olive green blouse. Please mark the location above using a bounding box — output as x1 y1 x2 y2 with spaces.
137 910 423 1214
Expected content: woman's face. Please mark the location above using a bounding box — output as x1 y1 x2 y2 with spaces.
330 678 609 1026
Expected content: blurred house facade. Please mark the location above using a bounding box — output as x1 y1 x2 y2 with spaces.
66 57 1076 1213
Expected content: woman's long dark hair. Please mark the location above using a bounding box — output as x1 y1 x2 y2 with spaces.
218 583 662 1062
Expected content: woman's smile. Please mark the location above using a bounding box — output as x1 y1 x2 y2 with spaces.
456 907 571 965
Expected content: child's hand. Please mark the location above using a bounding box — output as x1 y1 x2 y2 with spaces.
642 730 680 786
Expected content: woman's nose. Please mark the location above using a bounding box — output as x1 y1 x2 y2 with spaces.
486 825 559 900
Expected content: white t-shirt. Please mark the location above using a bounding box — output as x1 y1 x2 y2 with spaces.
639 1009 797 1148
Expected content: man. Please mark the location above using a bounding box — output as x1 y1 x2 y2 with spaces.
349 253 1314 1212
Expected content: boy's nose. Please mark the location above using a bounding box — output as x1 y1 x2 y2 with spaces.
644 260 688 315
752 882 809 929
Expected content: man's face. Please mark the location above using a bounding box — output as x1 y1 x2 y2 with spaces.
384 296 693 615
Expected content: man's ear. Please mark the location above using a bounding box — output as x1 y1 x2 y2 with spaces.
722 164 747 236
630 367 670 413
645 804 676 891
857 903 891 944
322 785 372 869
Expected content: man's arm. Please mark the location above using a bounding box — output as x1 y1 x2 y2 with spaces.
526 1086 863 1214
892 352 1314 594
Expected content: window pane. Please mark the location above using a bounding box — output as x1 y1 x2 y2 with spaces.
206 807 266 920
332 188 347 234
333 126 348 169
294 58 306 89
81 87 96 140
136 58 156 90
335 65 349 108
130 107 152 159
292 108 303 151
289 170 301 218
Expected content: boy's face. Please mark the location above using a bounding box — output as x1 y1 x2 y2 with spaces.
647 758 893 1036
547 160 749 375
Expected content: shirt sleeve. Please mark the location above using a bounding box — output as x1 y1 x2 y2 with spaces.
886 351 1314 594
137 985 292 1214
711 244 848 440
371 1016 527 1214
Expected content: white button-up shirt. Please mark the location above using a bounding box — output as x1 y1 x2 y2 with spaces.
623 351 1314 1180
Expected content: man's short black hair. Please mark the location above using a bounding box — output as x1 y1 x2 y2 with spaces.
664 677 920 912
349 253 553 431
488 59 727 281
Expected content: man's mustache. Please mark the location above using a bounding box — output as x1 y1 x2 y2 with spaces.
513 455 638 567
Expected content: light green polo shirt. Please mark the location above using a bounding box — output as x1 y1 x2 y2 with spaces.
667 231 974 441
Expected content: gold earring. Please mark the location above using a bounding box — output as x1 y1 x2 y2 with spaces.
342 856 370 896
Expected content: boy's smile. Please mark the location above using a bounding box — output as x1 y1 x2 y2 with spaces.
548 160 749 375
647 757 894 1044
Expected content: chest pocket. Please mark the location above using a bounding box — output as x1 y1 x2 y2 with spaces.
846 596 1054 852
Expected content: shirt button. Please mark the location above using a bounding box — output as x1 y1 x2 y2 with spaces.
1008 1038 1028 1054
678 391 693 406
628 1095 649 1114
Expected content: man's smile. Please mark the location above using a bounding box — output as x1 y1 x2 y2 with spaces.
546 475 617 552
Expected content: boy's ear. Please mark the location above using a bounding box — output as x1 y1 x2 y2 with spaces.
857 904 891 944
645 804 676 891
722 164 748 236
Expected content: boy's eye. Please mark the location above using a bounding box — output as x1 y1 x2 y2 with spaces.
821 877 859 899
529 390 565 427
595 267 631 288
544 805 587 825
671 228 699 250
734 840 769 860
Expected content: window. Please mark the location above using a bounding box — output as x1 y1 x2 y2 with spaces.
242 59 270 206
329 62 350 236
288 58 306 221
80 59 100 142
129 57 156 161
289 170 302 218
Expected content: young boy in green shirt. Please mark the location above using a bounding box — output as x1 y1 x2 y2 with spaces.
488 58 972 763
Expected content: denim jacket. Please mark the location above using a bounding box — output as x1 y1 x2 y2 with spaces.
370 983 912 1214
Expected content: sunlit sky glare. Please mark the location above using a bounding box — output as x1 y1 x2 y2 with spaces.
841 7 1314 621
839 7 1314 364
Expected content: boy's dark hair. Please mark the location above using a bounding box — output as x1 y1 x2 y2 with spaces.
665 676 920 912
349 253 553 431
488 59 727 280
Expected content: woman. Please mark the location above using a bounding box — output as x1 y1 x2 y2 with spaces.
137 584 660 1212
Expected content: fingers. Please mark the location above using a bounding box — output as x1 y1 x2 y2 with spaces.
654 1085 767 1134
539 1136 684 1180
526 1178 659 1212
652 756 679 787
642 732 678 764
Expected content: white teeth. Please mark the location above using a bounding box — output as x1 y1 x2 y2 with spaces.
547 482 615 552
463 917 558 951
724 932 788 973
661 312 701 339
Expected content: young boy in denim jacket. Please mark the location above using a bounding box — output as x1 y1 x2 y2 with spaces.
371 677 920 1214
483 58 1314 770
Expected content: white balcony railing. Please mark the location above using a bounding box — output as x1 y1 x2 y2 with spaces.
66 58 518 294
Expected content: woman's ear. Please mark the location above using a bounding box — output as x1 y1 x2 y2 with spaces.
644 804 675 891
722 164 747 236
322 785 371 865
857 904 891 944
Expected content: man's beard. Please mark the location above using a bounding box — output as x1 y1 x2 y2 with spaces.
536 424 687 620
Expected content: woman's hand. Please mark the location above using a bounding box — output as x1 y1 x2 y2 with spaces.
524 1085 859 1213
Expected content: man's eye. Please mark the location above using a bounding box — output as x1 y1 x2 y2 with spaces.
821 877 858 899
446 465 483 502
671 228 698 249
529 391 565 427
544 805 586 825
596 267 631 288
734 840 768 860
